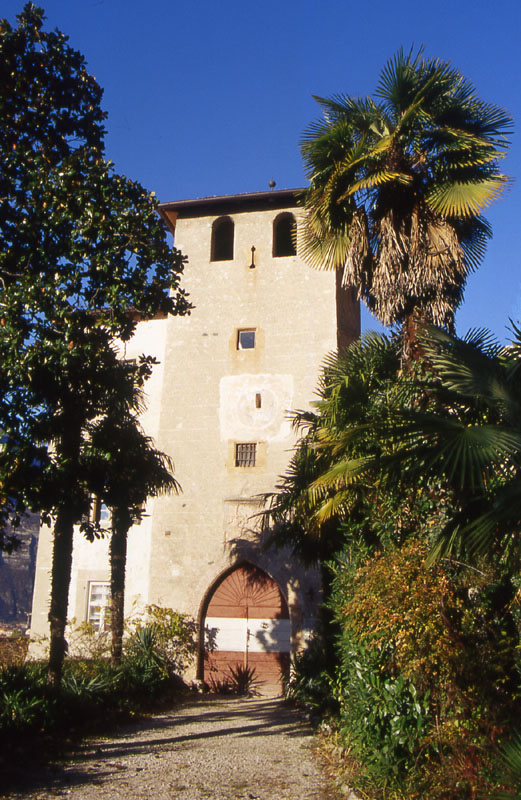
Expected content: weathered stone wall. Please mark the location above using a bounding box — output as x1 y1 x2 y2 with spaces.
145 200 359 666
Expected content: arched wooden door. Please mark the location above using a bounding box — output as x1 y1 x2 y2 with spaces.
203 564 290 689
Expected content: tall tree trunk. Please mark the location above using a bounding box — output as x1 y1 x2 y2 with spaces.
110 506 132 666
47 417 83 690
47 504 76 689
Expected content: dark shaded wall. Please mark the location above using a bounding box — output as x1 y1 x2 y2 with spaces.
0 513 39 629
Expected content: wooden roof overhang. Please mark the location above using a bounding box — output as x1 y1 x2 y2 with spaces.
158 188 304 236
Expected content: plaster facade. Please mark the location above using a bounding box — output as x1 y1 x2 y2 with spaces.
29 189 360 682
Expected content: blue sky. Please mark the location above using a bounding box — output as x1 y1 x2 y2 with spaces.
3 0 520 340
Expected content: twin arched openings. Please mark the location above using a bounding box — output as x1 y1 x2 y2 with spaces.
210 213 296 262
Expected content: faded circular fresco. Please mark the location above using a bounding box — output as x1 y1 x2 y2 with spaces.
219 374 294 441
237 387 277 428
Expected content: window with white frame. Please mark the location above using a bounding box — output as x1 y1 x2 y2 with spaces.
87 581 110 632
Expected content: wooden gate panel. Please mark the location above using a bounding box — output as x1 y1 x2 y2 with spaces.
204 565 290 690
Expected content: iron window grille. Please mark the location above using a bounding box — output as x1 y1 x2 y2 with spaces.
235 442 257 467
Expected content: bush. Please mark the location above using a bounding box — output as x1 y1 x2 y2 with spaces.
283 634 337 716
0 633 29 667
208 664 263 696
0 606 197 767
125 605 197 677
328 539 521 799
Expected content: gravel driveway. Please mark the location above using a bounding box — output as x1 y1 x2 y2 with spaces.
3 696 337 799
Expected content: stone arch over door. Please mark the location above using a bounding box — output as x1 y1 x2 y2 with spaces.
200 562 290 690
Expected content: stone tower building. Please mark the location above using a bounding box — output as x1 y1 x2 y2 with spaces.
30 189 359 688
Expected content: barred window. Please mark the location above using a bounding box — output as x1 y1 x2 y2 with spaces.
235 442 256 467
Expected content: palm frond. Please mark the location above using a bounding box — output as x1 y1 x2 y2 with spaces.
491 730 521 800
426 177 509 217
339 169 413 198
298 208 353 272
428 480 521 564
311 456 376 490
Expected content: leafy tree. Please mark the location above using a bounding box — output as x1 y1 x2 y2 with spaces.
0 4 190 686
300 48 511 352
281 324 521 573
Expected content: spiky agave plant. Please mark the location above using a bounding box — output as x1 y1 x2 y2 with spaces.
490 730 521 799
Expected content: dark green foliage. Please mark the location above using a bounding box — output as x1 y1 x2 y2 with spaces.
333 639 431 789
277 47 517 800
265 332 406 564
378 325 521 569
124 624 167 685
227 664 263 696
0 664 48 732
491 731 521 799
0 3 189 537
0 612 195 764
208 664 262 696
283 634 336 716
327 540 521 798
126 606 198 678
267 328 521 798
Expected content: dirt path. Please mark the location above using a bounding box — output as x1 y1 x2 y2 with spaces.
3 696 338 800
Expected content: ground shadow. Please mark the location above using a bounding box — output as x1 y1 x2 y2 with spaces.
0 696 314 798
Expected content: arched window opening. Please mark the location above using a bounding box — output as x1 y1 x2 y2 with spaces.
211 216 234 261
273 213 296 257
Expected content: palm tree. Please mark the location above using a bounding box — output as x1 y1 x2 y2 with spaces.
297 324 521 569
374 324 521 568
301 48 512 351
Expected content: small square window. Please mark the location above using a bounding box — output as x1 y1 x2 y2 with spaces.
87 582 110 632
237 329 255 350
235 442 256 467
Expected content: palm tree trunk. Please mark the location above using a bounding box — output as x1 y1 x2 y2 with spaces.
110 506 132 666
47 504 76 689
401 309 428 368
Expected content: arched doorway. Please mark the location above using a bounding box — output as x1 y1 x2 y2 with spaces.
203 564 290 690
